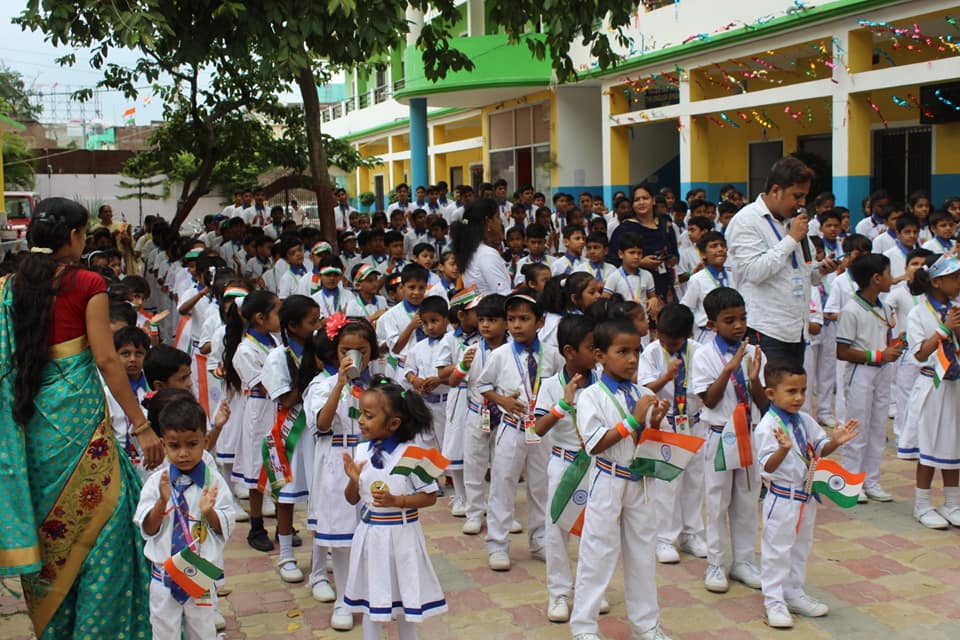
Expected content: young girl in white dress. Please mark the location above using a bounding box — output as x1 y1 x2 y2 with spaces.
303 314 380 631
223 290 281 551
903 254 960 529
342 377 448 640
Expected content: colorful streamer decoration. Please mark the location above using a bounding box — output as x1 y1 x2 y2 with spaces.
719 113 740 128
866 96 888 129
935 88 960 112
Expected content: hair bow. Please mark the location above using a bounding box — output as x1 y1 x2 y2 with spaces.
325 312 349 340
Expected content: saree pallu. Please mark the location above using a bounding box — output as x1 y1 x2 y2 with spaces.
0 278 152 639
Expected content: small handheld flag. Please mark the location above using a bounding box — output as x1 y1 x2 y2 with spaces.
714 403 754 471
811 458 865 508
630 429 705 481
549 449 592 537
391 446 450 483
163 548 223 599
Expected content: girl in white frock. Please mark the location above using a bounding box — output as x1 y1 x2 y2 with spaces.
342 377 448 640
303 314 380 631
903 254 960 529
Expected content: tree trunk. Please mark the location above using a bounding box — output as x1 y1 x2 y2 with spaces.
171 121 218 231
297 64 337 250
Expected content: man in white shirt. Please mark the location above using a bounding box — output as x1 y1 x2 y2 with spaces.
333 188 357 230
724 157 837 367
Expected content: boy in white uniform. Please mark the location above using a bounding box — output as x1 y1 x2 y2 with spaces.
375 264 429 380
476 290 563 572
637 304 706 564
604 232 659 318
403 295 454 451
680 231 736 344
136 397 237 640
836 254 903 503
755 361 859 628
568 317 672 640
690 287 767 594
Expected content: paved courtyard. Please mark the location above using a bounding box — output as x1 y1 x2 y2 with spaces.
3 440 960 640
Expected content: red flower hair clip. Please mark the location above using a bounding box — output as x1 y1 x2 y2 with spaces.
325 312 349 340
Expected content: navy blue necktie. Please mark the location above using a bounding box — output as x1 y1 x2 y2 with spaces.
371 441 385 469
619 382 638 413
166 472 192 604
790 415 808 456
526 347 538 395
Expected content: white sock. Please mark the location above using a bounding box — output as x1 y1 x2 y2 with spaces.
310 544 328 586
331 547 351 607
944 486 960 508
278 534 294 561
397 619 419 640
362 616 383 640
916 488 932 510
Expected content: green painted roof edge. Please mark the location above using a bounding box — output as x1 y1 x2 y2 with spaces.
579 0 906 81
396 33 552 101
343 107 466 141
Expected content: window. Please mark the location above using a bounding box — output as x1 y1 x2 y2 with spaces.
488 103 551 194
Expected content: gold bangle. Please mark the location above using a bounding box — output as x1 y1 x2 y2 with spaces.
133 420 152 436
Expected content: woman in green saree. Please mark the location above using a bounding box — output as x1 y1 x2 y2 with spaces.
0 198 163 638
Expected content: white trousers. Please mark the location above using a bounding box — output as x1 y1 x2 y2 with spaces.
703 431 759 568
570 469 659 636
841 363 893 488
814 323 838 422
150 576 216 640
545 450 576 599
416 401 446 452
485 424 548 554
893 352 920 441
655 421 705 545
760 487 817 608
463 418 495 522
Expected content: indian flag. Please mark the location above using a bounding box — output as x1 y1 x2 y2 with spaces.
163 548 223 599
714 403 754 471
811 458 865 508
549 449 592 537
391 445 450 483
630 429 705 481
933 342 952 389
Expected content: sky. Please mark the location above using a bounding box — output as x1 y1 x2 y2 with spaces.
0 8 315 127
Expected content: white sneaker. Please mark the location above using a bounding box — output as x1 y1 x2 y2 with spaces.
530 547 546 562
785 593 829 617
450 497 466 518
704 564 729 593
936 504 960 527
655 541 680 564
915 505 950 529
261 495 276 517
330 605 354 631
213 608 226 631
311 578 336 602
766 602 793 628
677 533 708 558
857 489 868 504
547 595 570 622
573 634 603 640
509 519 523 533
488 550 511 571
729 562 761 589
633 624 672 640
599 596 610 614
865 485 894 502
277 558 303 583
462 517 483 535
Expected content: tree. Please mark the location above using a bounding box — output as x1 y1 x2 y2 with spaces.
0 64 40 121
17 0 638 238
2 129 35 190
116 162 167 227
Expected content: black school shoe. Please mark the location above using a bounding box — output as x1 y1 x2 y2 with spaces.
248 527 274 552
275 528 303 547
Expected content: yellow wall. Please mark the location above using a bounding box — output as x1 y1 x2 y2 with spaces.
935 122 960 175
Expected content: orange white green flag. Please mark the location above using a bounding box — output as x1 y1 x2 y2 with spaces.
811 458 864 508
629 429 705 481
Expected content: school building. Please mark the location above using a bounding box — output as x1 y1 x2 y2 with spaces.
323 0 960 221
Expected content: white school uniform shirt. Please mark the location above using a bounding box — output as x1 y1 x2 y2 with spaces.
305 283 348 316
403 335 452 396
922 236 955 254
245 256 271 280
550 253 582 277
680 266 736 331
872 229 898 255
386 201 412 217
219 240 244 266
463 243 513 296
403 228 431 258
603 266 655 303
823 271 856 318
263 222 284 240
175 280 213 342
836 294 893 353
573 259 616 284
533 369 596 452
883 243 913 280
376 299 422 363
690 339 765 427
135 463 236 569
262 344 299 401
855 215 886 240
198 306 222 352
886 283 921 335
475 340 564 422
278 266 309 298
755 408 828 487
577 375 655 465
807 287 825 346
446 205 465 225
303 373 355 436
344 292 389 319
104 375 150 464
637 339 702 420
234 333 274 391
724 195 822 343
513 253 554 286
334 204 358 229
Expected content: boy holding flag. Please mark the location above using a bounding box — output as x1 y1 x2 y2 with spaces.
755 360 859 628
